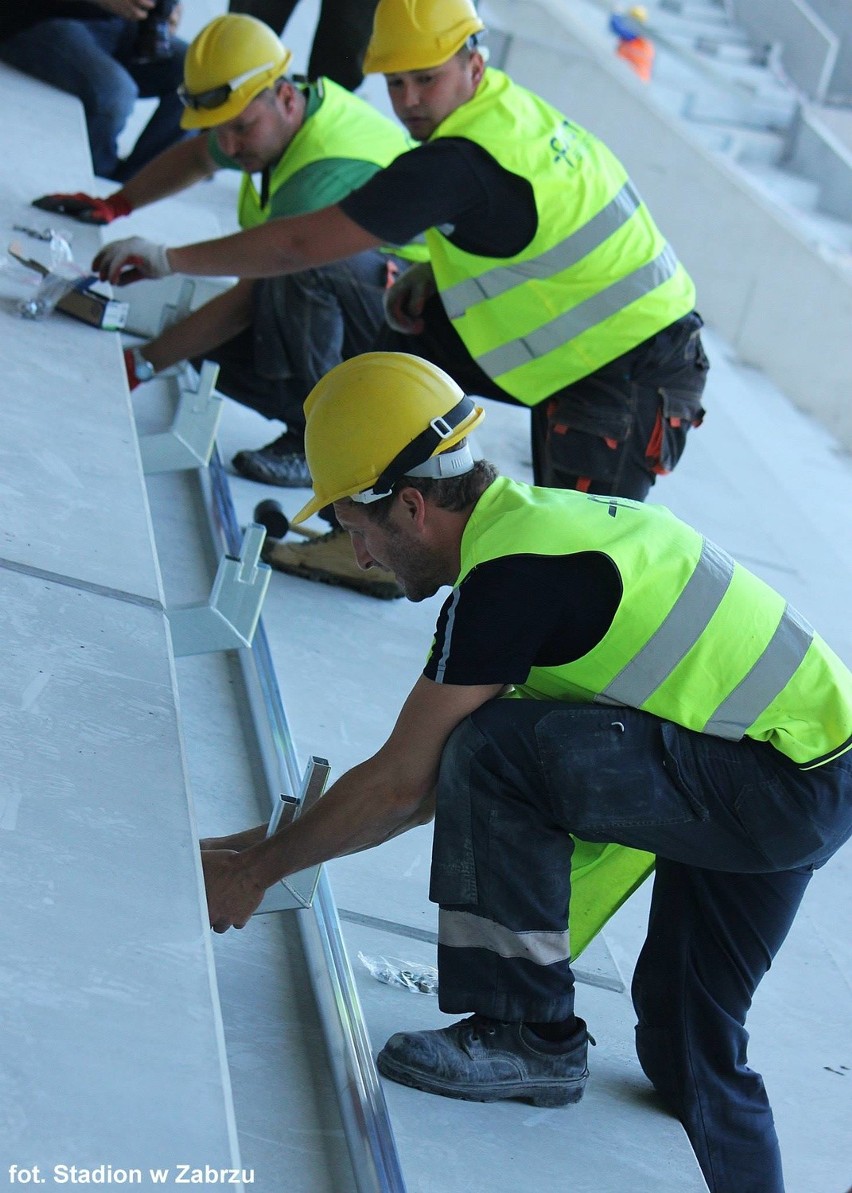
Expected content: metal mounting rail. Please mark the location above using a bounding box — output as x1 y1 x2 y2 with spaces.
199 447 408 1193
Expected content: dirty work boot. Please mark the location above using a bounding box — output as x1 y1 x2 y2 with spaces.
264 527 404 600
232 432 311 487
377 1015 592 1107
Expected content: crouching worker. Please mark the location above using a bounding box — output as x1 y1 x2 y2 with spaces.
38 14 422 492
201 352 851 1193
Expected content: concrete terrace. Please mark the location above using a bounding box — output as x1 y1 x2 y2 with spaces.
1 1 850 1191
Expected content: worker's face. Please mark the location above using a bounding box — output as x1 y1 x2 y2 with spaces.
213 84 300 173
384 50 485 141
334 495 446 602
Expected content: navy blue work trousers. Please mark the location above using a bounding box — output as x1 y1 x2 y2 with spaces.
430 700 852 1193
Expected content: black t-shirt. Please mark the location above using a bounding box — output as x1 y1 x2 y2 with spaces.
424 551 622 686
339 137 538 258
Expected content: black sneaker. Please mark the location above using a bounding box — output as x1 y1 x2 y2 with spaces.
377 1015 592 1107
232 433 311 487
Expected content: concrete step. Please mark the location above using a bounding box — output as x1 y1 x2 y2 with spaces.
698 123 786 166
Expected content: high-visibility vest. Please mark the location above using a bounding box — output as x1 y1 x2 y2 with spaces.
458 478 852 769
425 69 696 404
451 478 851 953
617 36 655 82
238 78 427 261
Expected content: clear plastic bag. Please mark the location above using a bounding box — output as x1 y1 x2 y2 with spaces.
18 269 82 320
7 233 85 320
358 952 438 995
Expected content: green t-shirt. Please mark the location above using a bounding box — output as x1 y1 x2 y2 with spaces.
207 83 383 218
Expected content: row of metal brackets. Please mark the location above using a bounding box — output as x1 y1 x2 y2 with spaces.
136 358 326 912
131 354 407 1191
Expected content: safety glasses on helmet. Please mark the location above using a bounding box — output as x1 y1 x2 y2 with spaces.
178 60 277 112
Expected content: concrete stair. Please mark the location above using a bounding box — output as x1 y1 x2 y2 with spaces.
573 0 852 261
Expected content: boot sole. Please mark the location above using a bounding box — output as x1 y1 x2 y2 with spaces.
264 556 404 600
377 1053 587 1108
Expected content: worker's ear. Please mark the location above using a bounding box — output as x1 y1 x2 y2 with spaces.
396 486 428 531
469 50 486 88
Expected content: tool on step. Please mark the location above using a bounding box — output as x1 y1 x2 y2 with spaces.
253 499 322 541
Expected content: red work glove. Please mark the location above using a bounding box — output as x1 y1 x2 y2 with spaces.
32 191 133 225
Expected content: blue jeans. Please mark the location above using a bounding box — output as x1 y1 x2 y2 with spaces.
430 700 852 1193
0 18 187 180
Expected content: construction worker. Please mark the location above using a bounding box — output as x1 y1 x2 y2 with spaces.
93 0 709 593
610 6 656 83
199 352 852 1193
38 13 422 489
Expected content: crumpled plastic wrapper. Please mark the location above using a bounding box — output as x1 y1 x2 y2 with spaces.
358 952 438 995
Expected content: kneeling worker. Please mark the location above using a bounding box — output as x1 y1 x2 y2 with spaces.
38 14 422 488
199 352 851 1193
94 0 708 589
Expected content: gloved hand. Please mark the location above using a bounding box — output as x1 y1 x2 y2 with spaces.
93 237 173 285
383 261 436 335
32 191 132 225
123 346 155 390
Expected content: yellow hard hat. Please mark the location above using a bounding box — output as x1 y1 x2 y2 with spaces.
363 0 485 74
627 6 648 23
179 14 293 130
292 353 485 524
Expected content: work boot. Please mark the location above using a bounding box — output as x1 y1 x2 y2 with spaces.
377 1015 592 1107
264 527 404 600
232 433 311 487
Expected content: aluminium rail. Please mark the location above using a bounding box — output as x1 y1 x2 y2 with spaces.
196 447 408 1193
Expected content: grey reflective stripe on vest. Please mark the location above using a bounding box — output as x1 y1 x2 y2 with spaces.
433 588 461 683
597 539 815 739
475 244 679 378
441 181 642 319
599 538 735 708
439 908 571 966
703 603 814 740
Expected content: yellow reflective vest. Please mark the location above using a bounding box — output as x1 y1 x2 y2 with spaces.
238 78 426 261
455 478 852 952
426 69 696 404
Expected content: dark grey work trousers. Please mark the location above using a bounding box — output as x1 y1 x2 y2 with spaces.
228 0 379 91
430 699 852 1193
201 249 400 437
377 299 709 501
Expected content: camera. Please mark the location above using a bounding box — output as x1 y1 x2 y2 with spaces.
132 0 180 63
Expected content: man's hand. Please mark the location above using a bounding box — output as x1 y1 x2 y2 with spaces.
33 192 132 225
202 849 266 933
383 261 436 335
93 237 173 285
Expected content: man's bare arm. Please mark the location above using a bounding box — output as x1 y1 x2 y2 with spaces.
203 676 506 931
141 279 254 373
94 205 381 284
118 135 219 212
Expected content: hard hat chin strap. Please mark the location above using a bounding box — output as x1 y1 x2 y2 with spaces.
351 395 478 505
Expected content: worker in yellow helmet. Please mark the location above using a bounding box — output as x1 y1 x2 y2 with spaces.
199 352 852 1193
37 14 422 498
93 0 708 594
